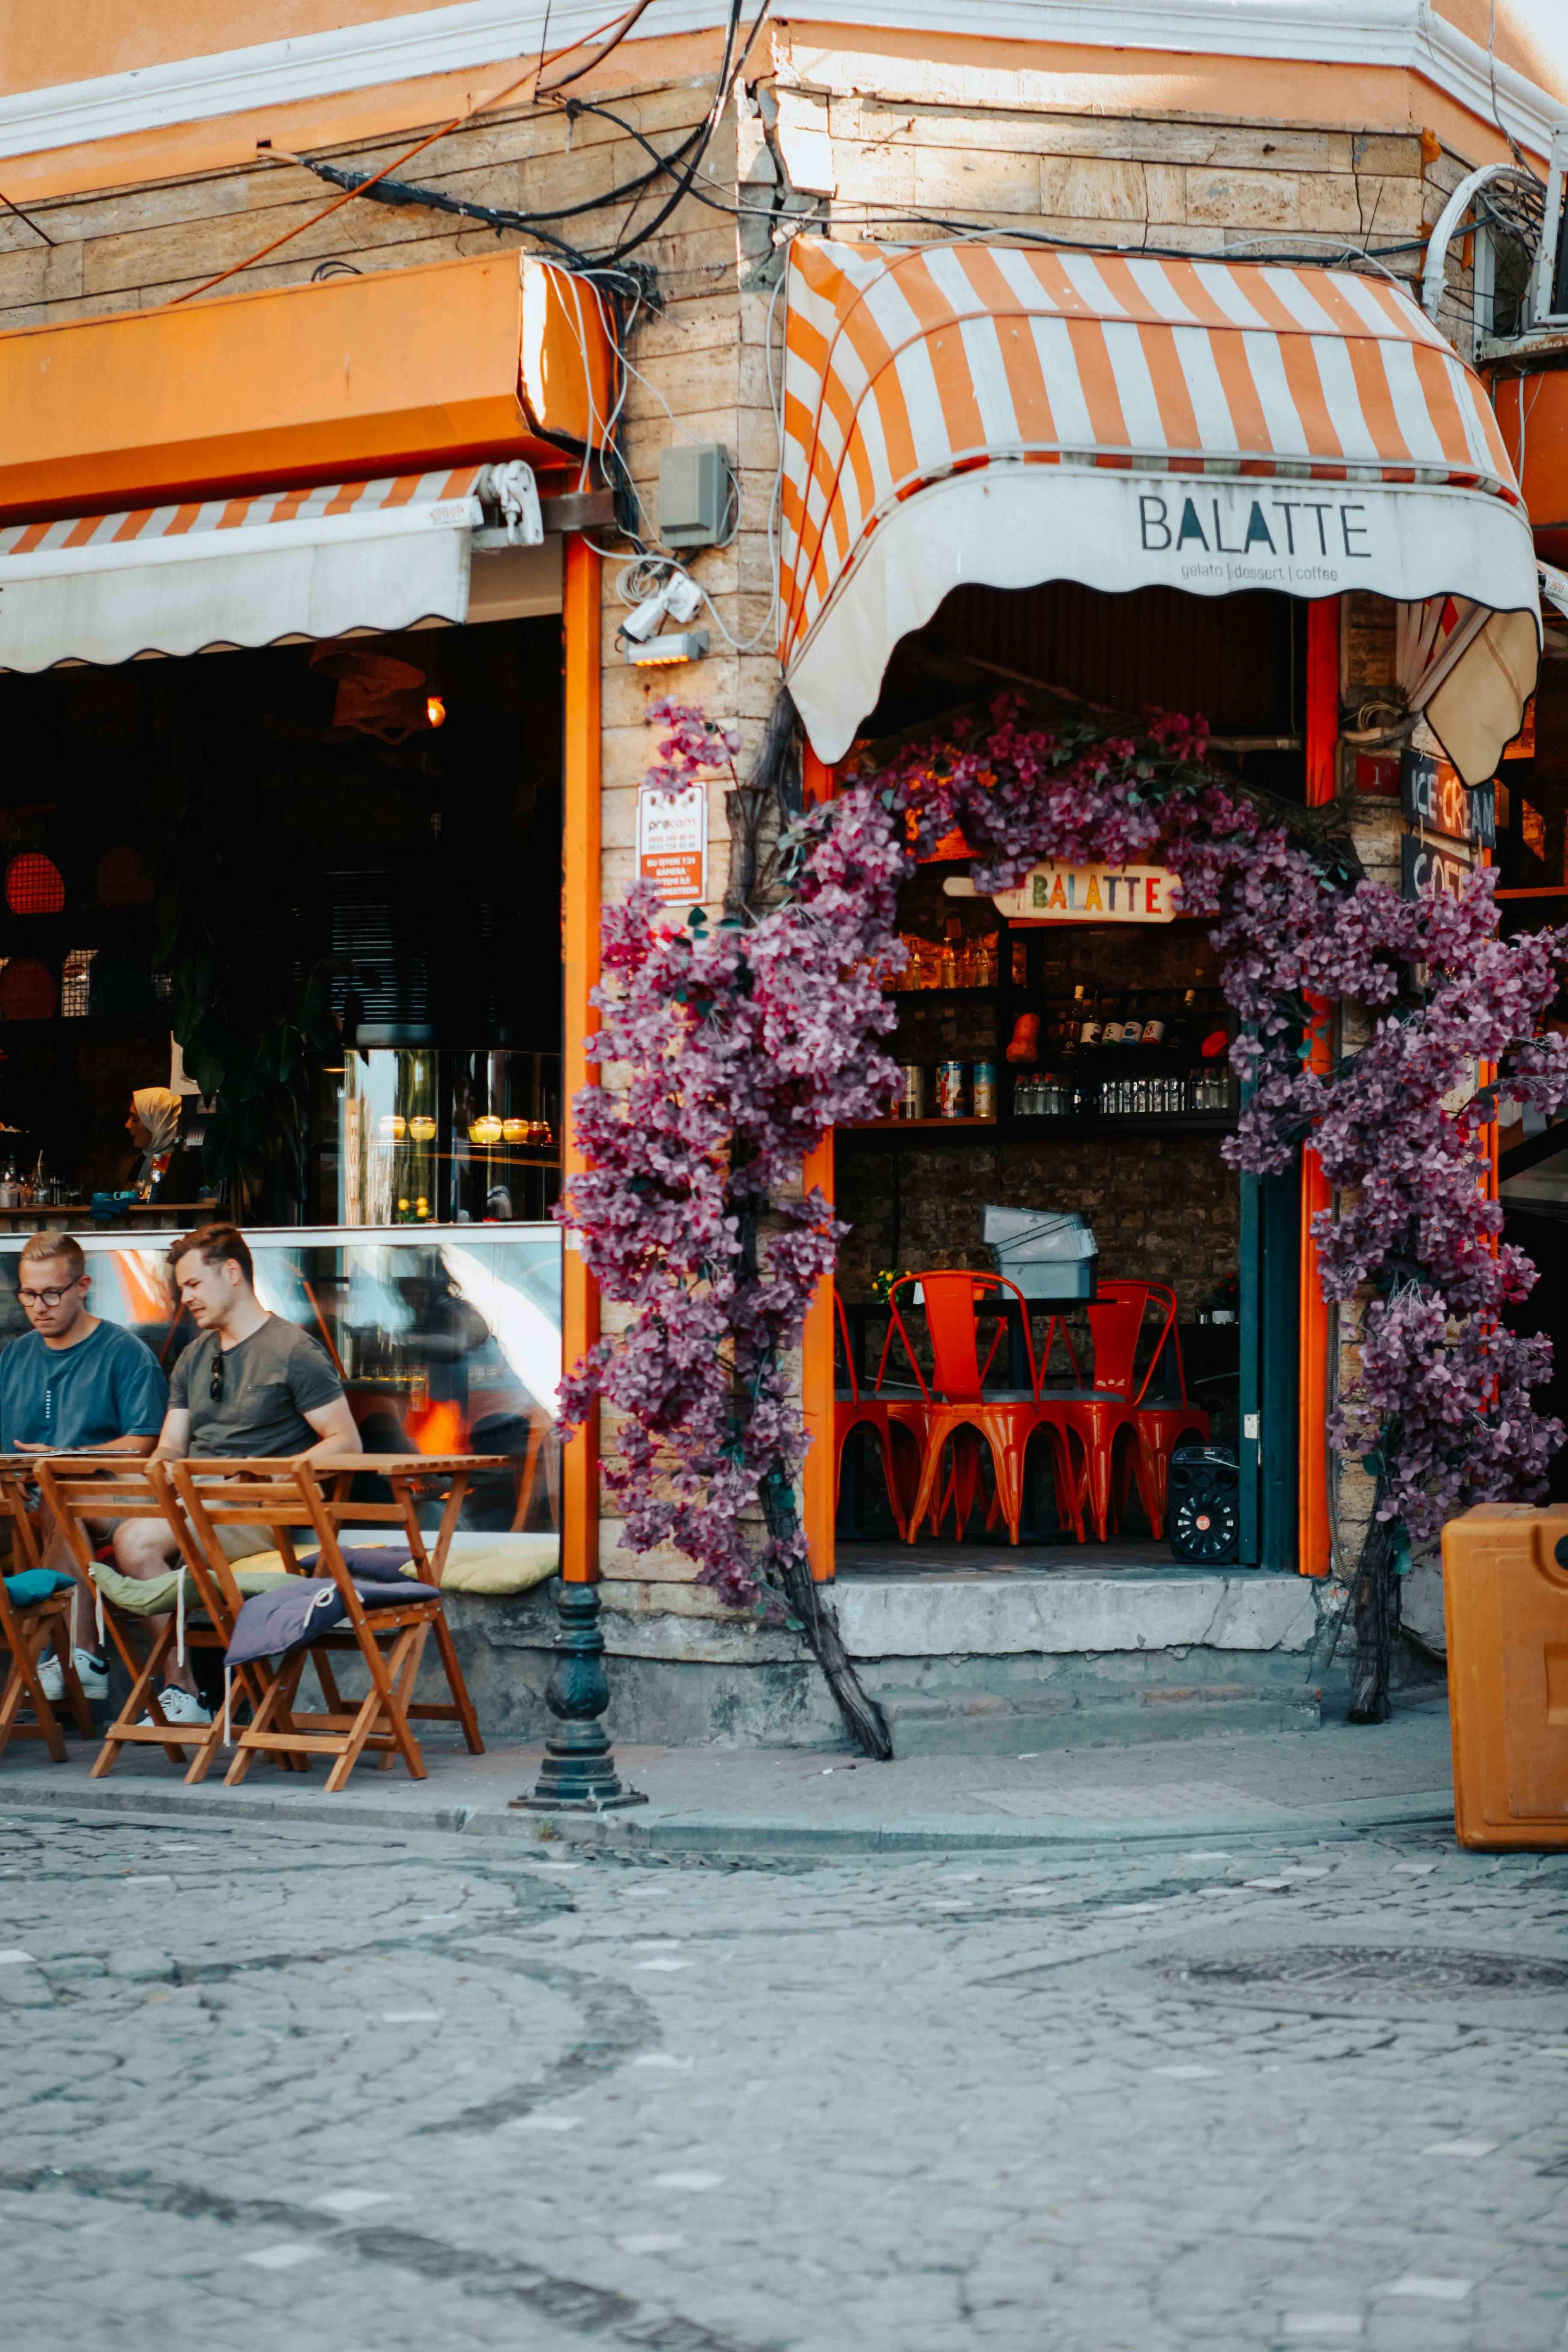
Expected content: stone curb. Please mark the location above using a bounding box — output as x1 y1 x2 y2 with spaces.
0 1780 1458 1856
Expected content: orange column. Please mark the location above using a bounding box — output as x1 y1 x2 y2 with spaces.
800 745 838 1579
1297 598 1338 1577
560 534 602 1585
801 1130 837 1582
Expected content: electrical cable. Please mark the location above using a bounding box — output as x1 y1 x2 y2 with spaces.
170 0 658 303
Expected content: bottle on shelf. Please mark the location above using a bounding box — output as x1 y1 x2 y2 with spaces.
1140 993 1168 1048
1120 993 1143 1047
1168 986 1198 1056
1061 985 1087 1062
939 922 959 990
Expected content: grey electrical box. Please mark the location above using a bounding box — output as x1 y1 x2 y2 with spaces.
659 442 733 549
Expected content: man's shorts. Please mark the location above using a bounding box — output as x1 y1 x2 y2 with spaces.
213 1523 279 1564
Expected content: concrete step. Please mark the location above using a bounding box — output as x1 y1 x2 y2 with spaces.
878 1681 1322 1756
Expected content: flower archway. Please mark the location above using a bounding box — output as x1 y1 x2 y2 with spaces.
559 698 1568 1753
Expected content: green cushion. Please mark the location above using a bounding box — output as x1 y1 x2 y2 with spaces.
90 1559 291 1618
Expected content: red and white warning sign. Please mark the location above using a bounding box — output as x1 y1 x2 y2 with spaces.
637 781 708 904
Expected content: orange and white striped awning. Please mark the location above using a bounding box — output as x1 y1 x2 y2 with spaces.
781 239 1540 777
0 463 553 672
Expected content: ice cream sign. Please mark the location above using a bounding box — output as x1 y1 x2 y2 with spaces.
946 862 1181 923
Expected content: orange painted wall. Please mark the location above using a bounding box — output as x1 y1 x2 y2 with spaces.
0 27 726 203
6 0 1564 109
2 14 1563 202
0 4 442 93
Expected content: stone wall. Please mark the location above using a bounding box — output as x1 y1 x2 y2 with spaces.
837 1133 1238 1317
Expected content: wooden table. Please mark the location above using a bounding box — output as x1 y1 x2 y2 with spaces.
314 1451 513 1584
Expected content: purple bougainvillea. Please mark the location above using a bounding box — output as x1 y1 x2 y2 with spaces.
558 695 1568 1618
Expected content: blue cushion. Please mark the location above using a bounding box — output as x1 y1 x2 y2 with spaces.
5 1567 76 1608
226 1575 440 1669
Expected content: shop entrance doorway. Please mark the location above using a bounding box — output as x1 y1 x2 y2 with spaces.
827 577 1310 1571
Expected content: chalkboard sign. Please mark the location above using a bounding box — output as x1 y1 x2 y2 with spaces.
1401 749 1495 848
1401 834 1475 903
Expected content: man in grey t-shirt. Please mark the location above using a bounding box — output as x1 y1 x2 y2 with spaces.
113 1222 362 1726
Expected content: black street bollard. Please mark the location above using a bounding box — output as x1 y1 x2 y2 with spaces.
511 1578 647 1812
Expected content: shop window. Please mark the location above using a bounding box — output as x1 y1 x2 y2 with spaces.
0 956 57 1020
95 845 154 907
61 947 97 1017
4 852 65 915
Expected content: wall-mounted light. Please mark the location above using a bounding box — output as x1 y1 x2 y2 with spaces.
618 565 707 668
625 630 709 669
426 696 446 728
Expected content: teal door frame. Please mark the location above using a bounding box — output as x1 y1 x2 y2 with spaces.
1238 1162 1300 1570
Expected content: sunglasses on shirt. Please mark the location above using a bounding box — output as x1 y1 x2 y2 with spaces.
211 1347 225 1402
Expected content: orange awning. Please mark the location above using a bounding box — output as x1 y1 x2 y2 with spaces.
781 238 1540 781
0 251 615 525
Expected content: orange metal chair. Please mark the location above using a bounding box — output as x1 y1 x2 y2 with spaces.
886 1273 1085 1547
833 1293 927 1539
1041 1282 1208 1540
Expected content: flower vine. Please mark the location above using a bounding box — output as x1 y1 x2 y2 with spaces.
557 695 1567 1742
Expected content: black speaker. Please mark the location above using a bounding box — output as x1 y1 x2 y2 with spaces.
1167 1443 1241 1564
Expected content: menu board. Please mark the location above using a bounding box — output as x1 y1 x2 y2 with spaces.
1401 834 1475 902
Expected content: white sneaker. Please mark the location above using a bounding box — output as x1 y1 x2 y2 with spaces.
137 1686 212 1728
37 1648 109 1704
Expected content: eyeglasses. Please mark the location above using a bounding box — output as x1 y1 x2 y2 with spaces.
18 1285 76 1310
211 1349 225 1403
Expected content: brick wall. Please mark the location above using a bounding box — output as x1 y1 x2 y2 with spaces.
836 1132 1238 1318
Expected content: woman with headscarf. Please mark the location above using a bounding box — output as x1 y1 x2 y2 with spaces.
122 1087 191 1201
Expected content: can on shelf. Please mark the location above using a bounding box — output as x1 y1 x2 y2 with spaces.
897 1063 926 1120
935 1060 965 1118
972 1060 997 1119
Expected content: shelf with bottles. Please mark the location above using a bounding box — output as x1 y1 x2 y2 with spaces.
1010 1070 1238 1122
882 914 1001 994
1000 939 1238 1134
843 1115 999 1133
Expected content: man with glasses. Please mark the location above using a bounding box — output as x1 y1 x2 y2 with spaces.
112 1222 362 1725
0 1230 169 1704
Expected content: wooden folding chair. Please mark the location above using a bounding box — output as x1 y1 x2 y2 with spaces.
33 1456 273 1786
0 1463 91 1764
171 1456 487 1793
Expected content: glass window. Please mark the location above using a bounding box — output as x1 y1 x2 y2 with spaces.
0 1224 563 1535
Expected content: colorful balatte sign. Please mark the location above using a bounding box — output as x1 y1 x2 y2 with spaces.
946 862 1180 922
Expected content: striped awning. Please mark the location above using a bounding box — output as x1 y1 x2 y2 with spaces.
780 239 1540 780
0 463 553 672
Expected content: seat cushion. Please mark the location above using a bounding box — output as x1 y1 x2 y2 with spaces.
4 1567 76 1608
227 1576 441 1668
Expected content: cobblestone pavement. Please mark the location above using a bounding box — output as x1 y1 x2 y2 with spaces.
3 1801 1567 2352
